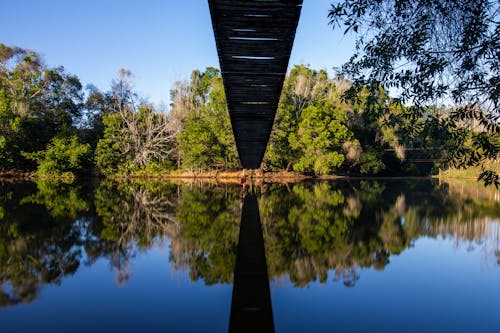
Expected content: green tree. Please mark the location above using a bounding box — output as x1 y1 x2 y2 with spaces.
265 65 335 171
289 103 355 175
175 68 238 170
265 64 390 175
25 134 90 180
177 116 221 170
264 104 296 171
0 43 84 170
328 0 500 185
94 113 128 175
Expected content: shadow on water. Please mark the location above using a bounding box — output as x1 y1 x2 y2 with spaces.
229 191 274 333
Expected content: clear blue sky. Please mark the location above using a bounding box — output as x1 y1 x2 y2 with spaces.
1 0 355 106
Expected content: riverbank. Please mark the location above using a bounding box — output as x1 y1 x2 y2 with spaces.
111 169 313 185
437 165 500 180
0 170 36 182
0 168 343 184
2 165 499 185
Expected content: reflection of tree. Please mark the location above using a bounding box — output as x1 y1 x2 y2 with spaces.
260 180 500 287
91 181 241 286
261 183 364 287
93 180 179 285
1 178 499 308
377 194 408 255
168 187 241 284
96 181 177 246
20 180 89 219
0 182 88 307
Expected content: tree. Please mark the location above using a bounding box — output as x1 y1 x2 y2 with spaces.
25 134 90 180
0 43 84 170
266 65 361 172
282 65 331 119
328 0 500 185
264 103 298 171
94 69 177 175
94 113 130 175
289 103 356 175
177 116 222 170
174 68 238 170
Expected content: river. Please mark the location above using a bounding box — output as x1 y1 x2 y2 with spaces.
0 179 499 332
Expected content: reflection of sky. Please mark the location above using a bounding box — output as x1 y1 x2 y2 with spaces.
5 232 497 332
2 181 499 332
271 235 500 333
0 244 232 333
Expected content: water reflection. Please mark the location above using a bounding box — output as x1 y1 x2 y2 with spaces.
0 178 499 309
93 181 179 285
0 181 87 307
230 192 274 333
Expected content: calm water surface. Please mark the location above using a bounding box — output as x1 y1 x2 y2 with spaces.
0 179 499 333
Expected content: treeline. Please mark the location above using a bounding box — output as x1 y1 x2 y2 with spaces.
1 43 487 179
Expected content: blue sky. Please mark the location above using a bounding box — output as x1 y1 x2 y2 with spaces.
1 0 355 105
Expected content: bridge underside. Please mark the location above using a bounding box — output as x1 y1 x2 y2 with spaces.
208 0 303 169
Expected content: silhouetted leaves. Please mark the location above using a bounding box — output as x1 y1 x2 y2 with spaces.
329 0 500 185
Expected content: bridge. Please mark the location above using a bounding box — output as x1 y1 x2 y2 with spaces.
208 0 303 169
385 148 445 163
208 2 302 331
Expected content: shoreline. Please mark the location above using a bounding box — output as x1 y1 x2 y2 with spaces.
1 168 496 185
110 170 312 185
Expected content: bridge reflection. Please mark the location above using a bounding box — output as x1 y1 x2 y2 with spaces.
229 191 274 333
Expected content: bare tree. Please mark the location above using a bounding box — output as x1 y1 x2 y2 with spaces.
287 70 328 119
114 186 179 247
111 68 179 168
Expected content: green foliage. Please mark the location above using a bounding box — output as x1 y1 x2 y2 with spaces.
264 64 397 176
289 104 352 174
358 148 385 175
177 116 220 169
25 134 90 180
0 43 84 171
94 113 130 175
329 0 499 107
264 104 298 170
1 40 494 180
328 0 500 185
175 68 238 170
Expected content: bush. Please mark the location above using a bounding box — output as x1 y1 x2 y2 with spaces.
25 135 90 180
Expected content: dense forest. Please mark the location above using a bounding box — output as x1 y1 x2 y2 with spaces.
0 44 488 179
0 43 497 181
